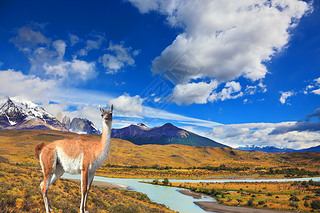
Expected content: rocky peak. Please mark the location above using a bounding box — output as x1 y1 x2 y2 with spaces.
0 97 67 131
137 123 150 130
70 117 101 134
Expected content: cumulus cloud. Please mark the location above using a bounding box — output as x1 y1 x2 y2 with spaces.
0 69 56 102
52 40 66 59
209 81 243 102
279 91 294 104
170 81 218 105
43 59 96 82
269 107 320 135
108 93 145 117
208 121 320 149
130 0 310 81
9 24 98 84
69 33 80 46
99 42 140 74
170 80 245 105
205 108 320 149
77 34 105 56
10 25 51 52
305 77 320 95
129 0 311 105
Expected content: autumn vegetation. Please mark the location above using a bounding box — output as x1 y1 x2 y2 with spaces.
0 129 319 212
151 180 320 212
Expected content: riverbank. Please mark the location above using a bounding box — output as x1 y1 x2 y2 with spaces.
171 180 320 212
195 201 294 213
65 178 129 190
178 189 293 213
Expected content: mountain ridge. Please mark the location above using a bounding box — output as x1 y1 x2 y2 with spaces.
0 97 100 134
111 123 228 147
237 145 320 153
0 97 68 131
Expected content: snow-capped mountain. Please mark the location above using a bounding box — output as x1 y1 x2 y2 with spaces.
237 145 320 153
237 145 296 153
0 97 67 131
68 117 101 134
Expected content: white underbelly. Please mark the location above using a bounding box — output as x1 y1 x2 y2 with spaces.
57 150 82 174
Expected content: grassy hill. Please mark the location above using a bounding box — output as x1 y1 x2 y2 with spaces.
0 129 319 178
1 129 319 212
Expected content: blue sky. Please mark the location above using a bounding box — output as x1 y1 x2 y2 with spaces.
0 0 320 149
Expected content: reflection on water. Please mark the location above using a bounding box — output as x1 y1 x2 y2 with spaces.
62 174 320 213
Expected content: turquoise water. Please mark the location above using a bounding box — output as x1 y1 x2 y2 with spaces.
62 174 320 213
62 173 216 213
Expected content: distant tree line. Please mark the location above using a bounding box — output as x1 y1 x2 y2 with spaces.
267 167 320 177
104 163 250 171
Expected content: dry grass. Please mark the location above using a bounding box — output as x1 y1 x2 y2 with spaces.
0 162 175 213
0 129 319 179
154 181 320 212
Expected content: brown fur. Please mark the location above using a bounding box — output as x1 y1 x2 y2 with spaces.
36 105 113 213
35 142 45 160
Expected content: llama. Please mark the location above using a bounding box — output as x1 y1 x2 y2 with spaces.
35 105 113 213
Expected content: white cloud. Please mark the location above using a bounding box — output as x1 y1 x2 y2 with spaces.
208 121 320 149
170 81 218 105
0 69 56 103
170 80 245 105
108 93 145 117
279 91 294 104
305 77 320 95
52 40 66 59
69 33 80 46
99 42 140 74
10 25 51 52
209 81 243 102
131 0 310 81
10 25 98 85
77 35 105 56
129 0 311 104
44 59 96 82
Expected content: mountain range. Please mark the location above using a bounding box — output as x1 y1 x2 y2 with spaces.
1 97 318 151
0 97 67 131
237 145 320 153
111 123 228 147
0 97 100 134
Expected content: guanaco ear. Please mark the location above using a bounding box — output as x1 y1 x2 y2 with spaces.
110 104 113 112
99 105 104 113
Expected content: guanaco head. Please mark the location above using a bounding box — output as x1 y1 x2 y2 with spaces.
99 104 113 125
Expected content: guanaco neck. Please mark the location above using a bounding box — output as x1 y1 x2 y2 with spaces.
100 120 112 155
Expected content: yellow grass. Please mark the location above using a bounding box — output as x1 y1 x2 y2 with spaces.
165 181 320 212
0 129 319 179
0 162 175 213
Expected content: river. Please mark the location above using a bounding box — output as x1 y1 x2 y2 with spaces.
62 174 320 213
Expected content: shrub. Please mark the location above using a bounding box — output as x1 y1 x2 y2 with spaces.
304 200 309 208
247 198 254 206
162 178 169 186
289 202 298 208
289 196 299 202
311 200 320 209
258 201 265 205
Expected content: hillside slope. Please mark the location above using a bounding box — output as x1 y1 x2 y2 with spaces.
1 129 319 169
0 97 67 131
111 123 228 147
